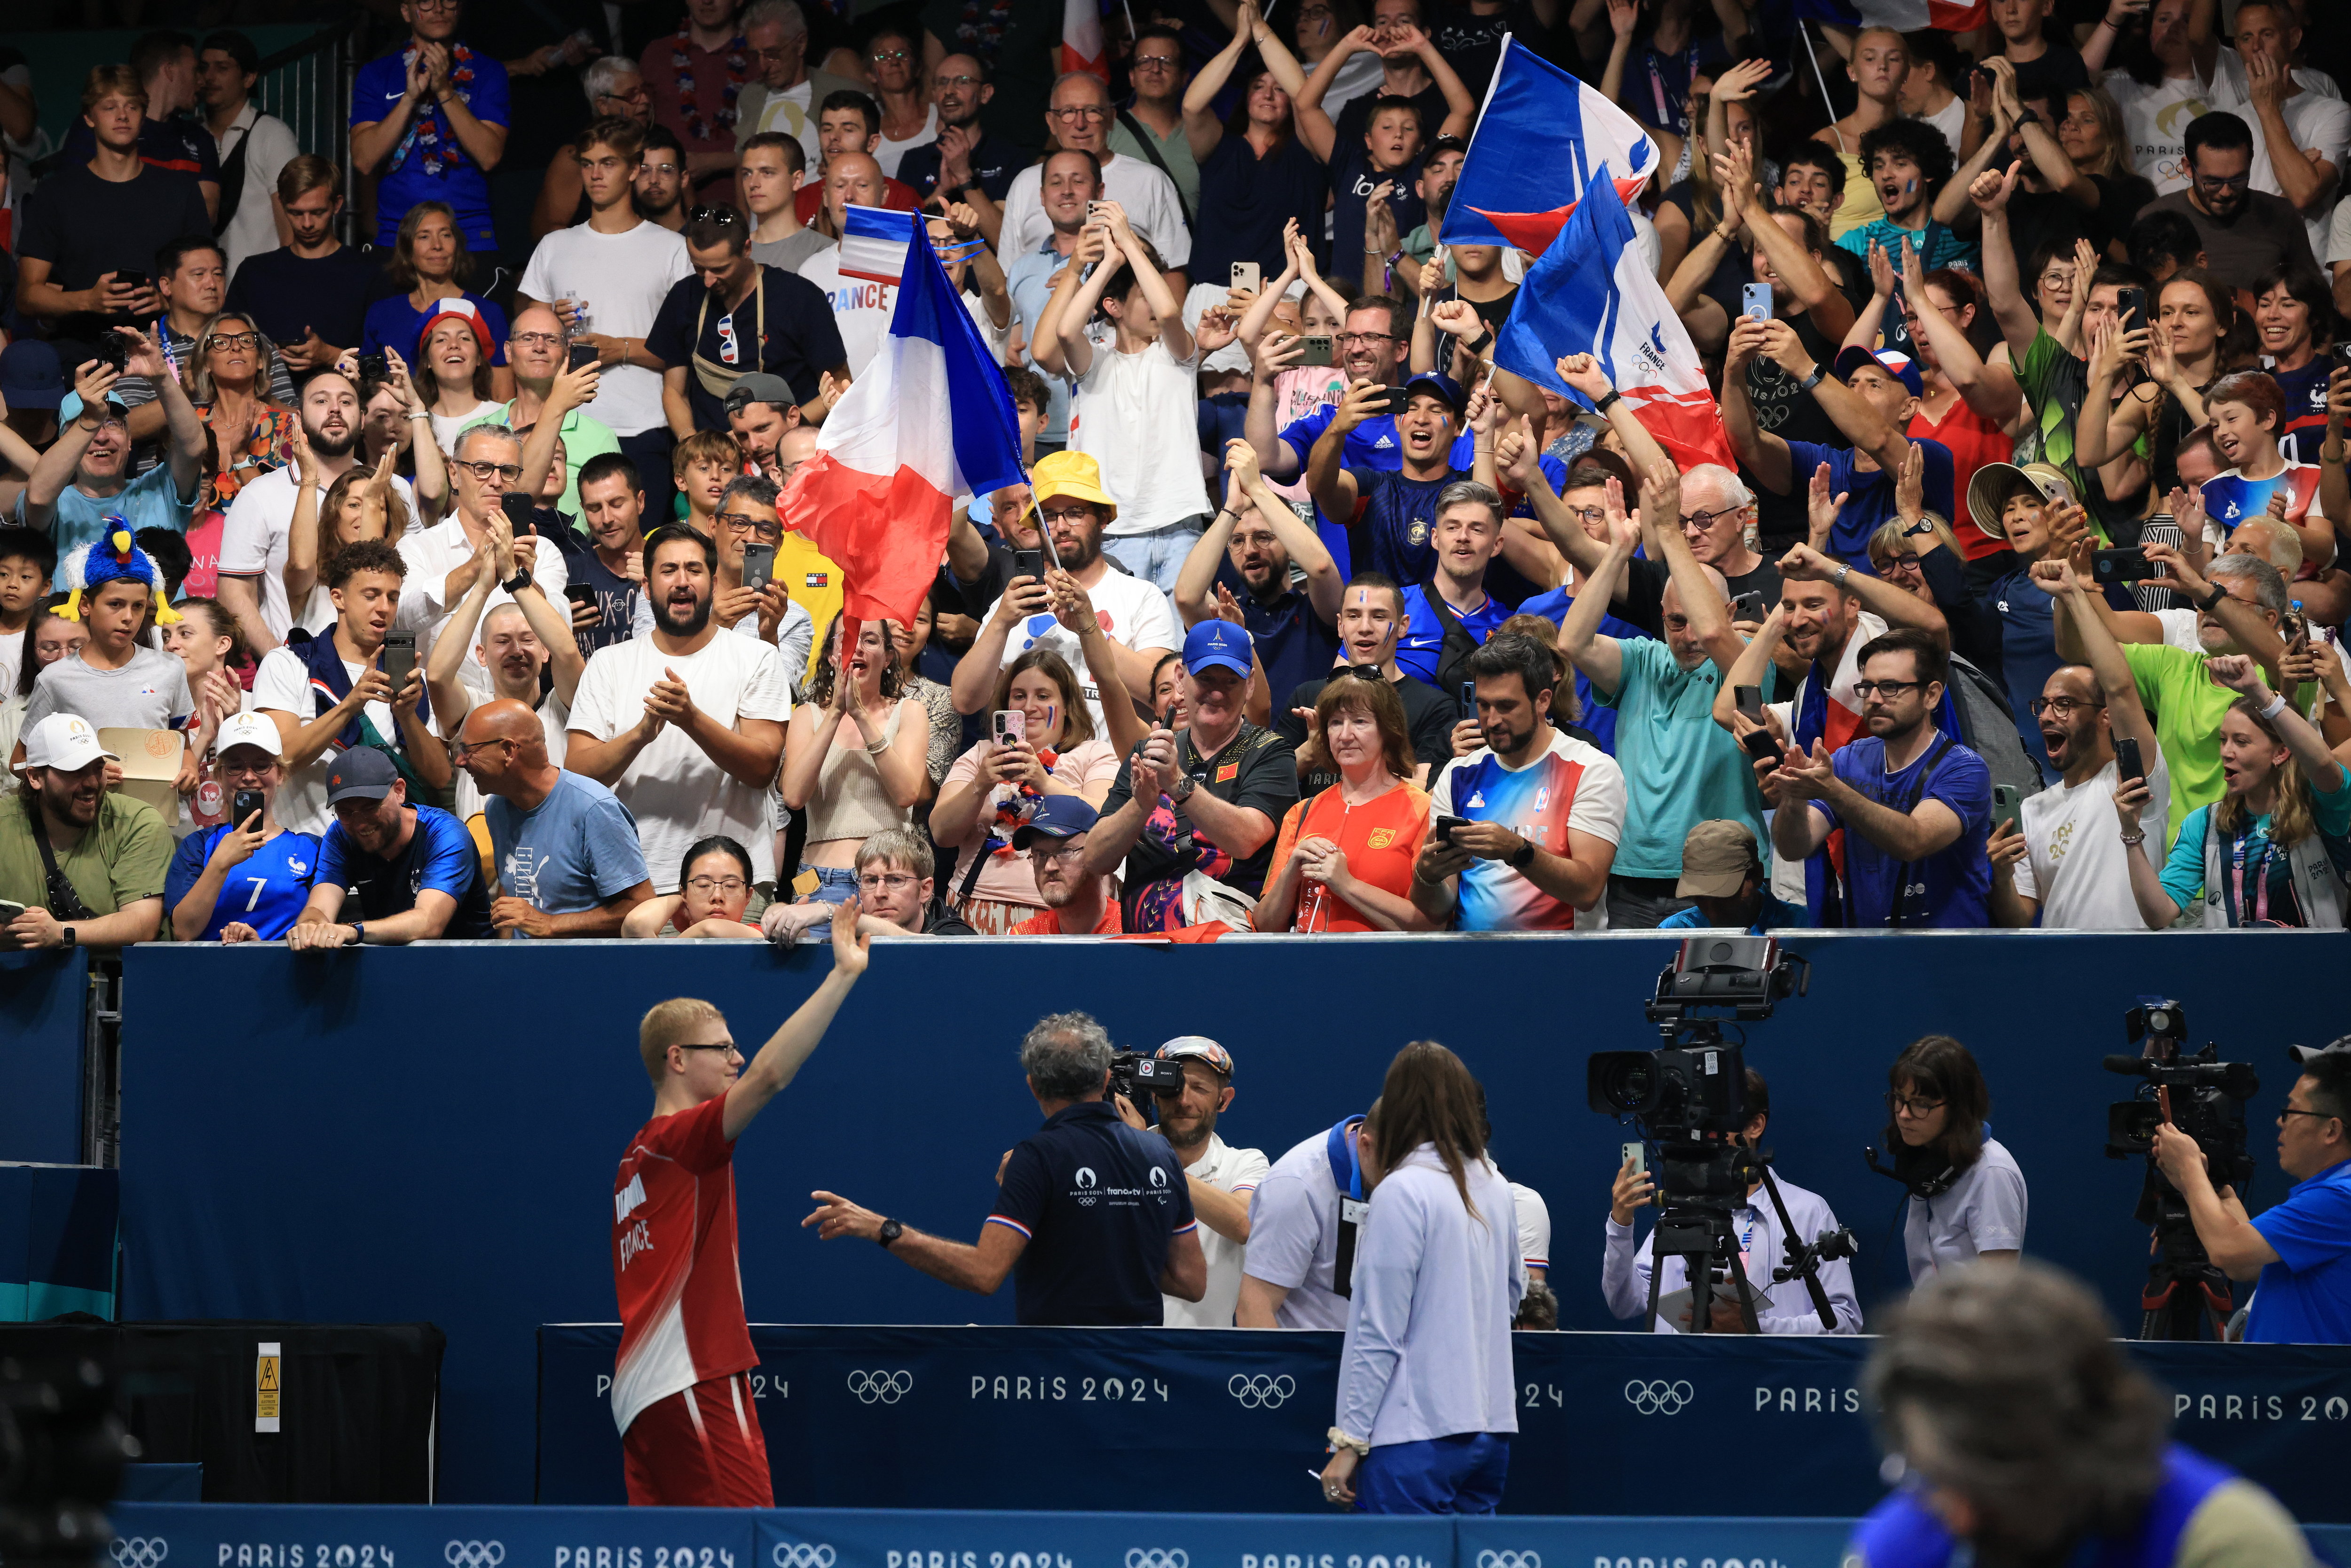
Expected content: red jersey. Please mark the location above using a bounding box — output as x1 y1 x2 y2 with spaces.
611 1095 757 1435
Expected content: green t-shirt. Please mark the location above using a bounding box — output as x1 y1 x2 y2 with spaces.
2119 642 2312 846
491 401 619 525
0 790 172 920
2015 328 2145 540
1591 636 1768 879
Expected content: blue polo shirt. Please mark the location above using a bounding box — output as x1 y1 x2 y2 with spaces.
1211 566 1341 714
1784 437 1954 568
1985 563 2059 775
987 1099 1196 1326
350 46 509 249
163 827 322 942
2247 1158 2351 1344
1397 582 1513 686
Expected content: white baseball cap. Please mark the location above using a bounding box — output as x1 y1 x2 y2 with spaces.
214 711 284 762
15 714 119 773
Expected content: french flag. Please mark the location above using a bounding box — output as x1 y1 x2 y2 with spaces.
781 207 1025 629
1061 0 1107 80
1796 0 1988 32
1440 36 1660 256
1492 167 1736 475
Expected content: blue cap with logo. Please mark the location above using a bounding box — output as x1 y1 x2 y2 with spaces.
1011 794 1100 850
324 746 402 804
1404 370 1465 415
1182 619 1253 679
1832 345 1923 400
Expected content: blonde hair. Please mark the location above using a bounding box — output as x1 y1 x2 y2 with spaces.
639 997 725 1082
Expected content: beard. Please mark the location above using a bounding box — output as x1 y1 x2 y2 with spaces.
1053 528 1102 572
655 589 713 636
304 418 358 458
635 183 680 218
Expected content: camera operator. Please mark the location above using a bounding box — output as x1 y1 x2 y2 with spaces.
1602 1068 1862 1334
803 1011 1207 1324
1115 1037 1270 1328
1237 1109 1379 1330
2152 1041 2351 1344
1848 1263 2314 1568
1882 1034 2027 1281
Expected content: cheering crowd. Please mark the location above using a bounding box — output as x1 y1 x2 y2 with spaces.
5 0 2351 946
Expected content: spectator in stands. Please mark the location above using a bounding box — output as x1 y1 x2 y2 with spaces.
896 55 1019 209
16 67 212 348
165 710 318 943
779 615 929 901
2153 1040 2351 1343
56 32 221 214
1657 819 1804 931
183 311 297 514
117 239 292 452
796 155 901 359
413 304 505 448
495 307 621 520
651 205 847 437
1176 443 1343 704
734 0 863 165
792 102 921 238
0 530 55 694
1183 8 1325 289
401 423 570 657
349 0 510 252
2143 113 2321 288
1305 375 1472 591
766 828 982 942
1000 74 1189 274
1239 1107 1377 1329
1129 1038 1268 1329
1604 1067 1861 1333
15 536 203 797
1850 1264 2313 1566
455 698 653 938
1000 150 1103 455
285 746 496 946
223 158 378 374
1003 796 1120 936
0 715 169 949
568 525 792 897
3 611 87 780
560 453 650 655
195 31 296 279
740 133 823 277
633 126 691 234
1882 1034 2027 1280
1413 631 1626 931
1280 575 1459 794
18 347 205 558
638 0 749 207
624 835 769 940
803 1010 1207 1324
2216 2 2347 248
1255 673 1434 932
636 471 812 670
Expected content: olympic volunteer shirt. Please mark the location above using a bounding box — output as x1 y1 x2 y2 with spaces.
1431 728 1628 930
610 1094 756 1434
988 1099 1196 1326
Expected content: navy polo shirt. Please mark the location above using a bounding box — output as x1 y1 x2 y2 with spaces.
1986 564 2060 774
987 1099 1196 1326
1213 564 1341 712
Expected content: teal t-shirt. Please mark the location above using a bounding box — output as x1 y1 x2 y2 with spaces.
2160 771 2351 926
1591 636 1767 879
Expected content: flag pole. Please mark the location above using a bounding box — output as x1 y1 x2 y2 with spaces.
1797 23 1838 142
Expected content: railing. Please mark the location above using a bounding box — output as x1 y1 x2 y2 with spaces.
246 11 371 246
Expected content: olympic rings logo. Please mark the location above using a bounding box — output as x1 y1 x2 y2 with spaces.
445 1544 506 1568
1227 1374 1295 1409
1476 1552 1542 1568
112 1540 169 1568
846 1369 914 1404
1623 1379 1694 1416
773 1545 838 1568
1125 1551 1190 1568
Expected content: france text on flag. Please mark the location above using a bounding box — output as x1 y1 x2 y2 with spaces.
1794 0 1988 32
781 207 1026 629
1440 36 1660 256
1491 167 1735 475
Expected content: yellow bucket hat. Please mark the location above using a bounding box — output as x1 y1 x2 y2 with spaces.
1029 449 1119 527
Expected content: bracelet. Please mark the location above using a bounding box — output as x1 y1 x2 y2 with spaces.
406 410 433 421
1594 389 1623 415
2119 828 2145 846
349 921 366 945
2261 693 2290 720
1327 1426 1372 1458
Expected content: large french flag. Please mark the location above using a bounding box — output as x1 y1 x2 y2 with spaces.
1440 36 1660 256
1493 167 1735 474
1795 0 1988 32
781 207 1025 629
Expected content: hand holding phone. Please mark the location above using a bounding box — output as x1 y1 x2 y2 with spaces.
742 540 777 594
1991 782 2022 835
2114 736 2144 785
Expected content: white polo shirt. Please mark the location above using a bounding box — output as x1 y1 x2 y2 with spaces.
1162 1132 1270 1328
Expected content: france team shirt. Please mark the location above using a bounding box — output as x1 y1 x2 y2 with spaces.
2198 463 2320 546
162 827 321 942
1396 583 1513 685
350 49 508 248
1431 729 1627 930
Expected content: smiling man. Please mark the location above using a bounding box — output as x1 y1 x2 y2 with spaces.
0 715 170 951
1305 370 1472 584
1279 574 1459 794
286 746 493 946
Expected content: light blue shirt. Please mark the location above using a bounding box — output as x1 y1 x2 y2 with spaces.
1905 1136 2028 1283
1591 636 1768 879
19 461 198 557
1005 236 1080 443
1336 1146 1523 1449
484 771 648 936
1602 1171 1860 1333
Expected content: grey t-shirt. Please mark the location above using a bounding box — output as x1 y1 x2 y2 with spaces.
1904 1135 2028 1283
751 230 833 274
22 645 196 737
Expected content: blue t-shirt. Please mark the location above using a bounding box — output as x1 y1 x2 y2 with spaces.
163 827 322 942
350 47 509 249
1590 636 1768 879
1818 732 1992 927
16 461 197 558
1343 465 1473 588
360 289 509 365
1396 581 1513 686
1784 437 1954 568
2273 359 2333 464
316 802 496 938
987 1099 1196 1326
484 771 649 935
2248 1158 2351 1344
1984 563 2059 775
1518 584 1651 756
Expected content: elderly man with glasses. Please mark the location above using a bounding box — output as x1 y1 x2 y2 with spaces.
998 72 1191 279
396 420 570 665
488 303 622 519
457 695 653 938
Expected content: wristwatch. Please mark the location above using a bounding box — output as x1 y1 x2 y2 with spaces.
2197 582 2229 612
348 921 366 946
1798 364 1829 393
1507 837 1538 870
1169 773 1198 804
59 925 78 949
1834 564 1852 587
1903 519 1936 538
877 1218 904 1249
502 568 533 594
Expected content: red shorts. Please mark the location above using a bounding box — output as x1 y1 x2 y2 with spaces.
622 1371 773 1506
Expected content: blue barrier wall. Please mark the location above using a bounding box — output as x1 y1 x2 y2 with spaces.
115 932 2348 1504
0 949 88 1164
0 1164 118 1320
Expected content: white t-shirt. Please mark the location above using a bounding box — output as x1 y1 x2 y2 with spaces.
1000 152 1191 270
1069 337 1213 536
750 78 823 165
567 630 793 891
795 247 895 375
1161 1132 1271 1328
2011 752 2172 929
1904 1136 2028 1283
977 563 1179 736
0 628 23 697
395 516 570 670
1509 1179 1551 1273
218 464 423 643
1922 93 1965 160
2328 193 2351 263
2106 68 2219 195
875 104 937 178
517 220 693 437
251 643 403 835
429 400 508 453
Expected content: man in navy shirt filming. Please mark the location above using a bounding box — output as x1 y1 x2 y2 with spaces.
2154 1041 2351 1344
805 1011 1206 1324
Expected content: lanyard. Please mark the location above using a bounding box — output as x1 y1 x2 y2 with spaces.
2229 822 2276 926
1646 47 1696 131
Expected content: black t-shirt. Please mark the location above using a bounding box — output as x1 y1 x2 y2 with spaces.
646 265 847 434
1613 552 1784 637
1343 464 1473 585
1330 143 1425 276
1429 0 1547 103
1279 670 1459 798
1100 721 1300 896
224 244 385 359
1192 132 1334 285
2006 44 2091 114
60 113 221 186
18 162 213 299
1743 310 1843 546
546 517 643 655
988 1099 1194 1326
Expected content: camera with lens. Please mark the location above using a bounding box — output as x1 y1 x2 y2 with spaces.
1107 1050 1185 1107
355 350 391 385
90 329 134 375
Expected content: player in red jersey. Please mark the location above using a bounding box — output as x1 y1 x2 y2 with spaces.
610 896 870 1505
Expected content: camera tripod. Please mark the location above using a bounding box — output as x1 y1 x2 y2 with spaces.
1641 1149 1844 1334
2137 1179 2237 1341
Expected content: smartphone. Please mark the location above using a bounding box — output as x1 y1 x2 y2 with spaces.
232 788 267 829
2114 736 2144 786
355 350 390 383
1622 1141 1646 1176
1459 679 1477 715
0 899 25 924
93 331 132 373
1992 782 2022 835
564 583 596 609
2115 286 2147 328
1742 282 1772 322
1376 385 1411 418
1010 547 1044 583
1729 590 1766 622
1230 261 1262 294
1435 813 1469 844
993 709 1026 746
381 629 417 691
1297 334 1334 368
2091 546 2160 584
2284 601 2310 652
742 540 776 593
500 492 541 531
566 342 599 373
1741 727 1784 764
114 269 149 292
1735 684 1766 724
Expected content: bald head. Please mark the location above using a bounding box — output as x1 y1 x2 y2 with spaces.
826 151 888 213
468 698 543 746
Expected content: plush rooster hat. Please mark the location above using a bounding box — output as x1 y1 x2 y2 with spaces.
60 521 180 626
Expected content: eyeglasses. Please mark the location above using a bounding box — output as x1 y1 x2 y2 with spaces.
687 875 750 894
1562 503 1608 526
1887 1092 1946 1118
1039 505 1096 524
870 47 910 62
639 160 683 178
2028 696 2106 717
717 511 783 540
2280 1107 2337 1126
935 73 981 88
1679 505 1741 531
855 872 920 891
409 0 458 11
448 734 516 761
1876 552 1923 573
2036 269 2075 289
453 458 523 483
1132 54 1182 71
681 1041 743 1059
1048 105 1110 122
510 331 563 349
1034 840 1090 862
2193 171 2251 190
1337 331 1398 345
686 205 742 225
205 331 260 350
597 85 652 104
1852 678 1926 698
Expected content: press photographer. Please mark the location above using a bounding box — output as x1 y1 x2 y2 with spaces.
803 1012 1206 1324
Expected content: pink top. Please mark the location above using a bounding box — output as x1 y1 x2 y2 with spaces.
940 736 1121 907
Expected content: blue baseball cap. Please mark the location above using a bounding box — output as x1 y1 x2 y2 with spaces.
1182 619 1253 679
0 340 66 411
1011 794 1100 850
1833 346 1923 400
1404 370 1465 415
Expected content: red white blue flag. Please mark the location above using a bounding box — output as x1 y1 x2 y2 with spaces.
1440 36 1661 256
1796 0 1988 33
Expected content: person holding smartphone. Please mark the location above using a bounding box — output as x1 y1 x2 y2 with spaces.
163 711 319 943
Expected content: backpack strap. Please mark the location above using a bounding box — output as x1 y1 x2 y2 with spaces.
1115 111 1194 230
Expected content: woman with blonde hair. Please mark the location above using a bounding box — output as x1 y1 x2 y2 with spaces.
779 615 931 903
188 311 295 512
1255 672 1434 932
